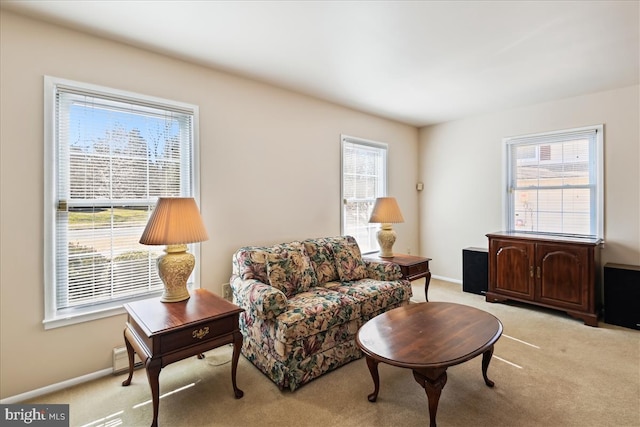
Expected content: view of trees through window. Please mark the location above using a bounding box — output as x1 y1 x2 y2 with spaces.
48 80 196 315
68 105 183 199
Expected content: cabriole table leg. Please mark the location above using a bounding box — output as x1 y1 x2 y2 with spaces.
364 356 380 402
145 359 162 427
482 345 495 387
231 331 244 398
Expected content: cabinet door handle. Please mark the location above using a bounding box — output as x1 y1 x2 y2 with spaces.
536 266 541 279
529 266 534 278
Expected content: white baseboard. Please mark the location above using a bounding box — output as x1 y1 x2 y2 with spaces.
0 368 113 404
432 274 462 285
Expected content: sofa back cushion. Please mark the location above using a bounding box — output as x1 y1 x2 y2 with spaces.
233 247 271 284
265 244 317 297
232 236 367 290
303 237 342 284
332 238 367 281
233 242 294 282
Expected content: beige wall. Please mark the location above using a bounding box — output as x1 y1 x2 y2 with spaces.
0 11 419 399
3 8 638 401
419 85 640 281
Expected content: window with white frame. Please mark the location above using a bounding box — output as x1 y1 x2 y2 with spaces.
341 135 387 253
504 125 603 239
44 76 199 329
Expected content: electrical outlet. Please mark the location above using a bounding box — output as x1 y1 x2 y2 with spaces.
222 283 232 301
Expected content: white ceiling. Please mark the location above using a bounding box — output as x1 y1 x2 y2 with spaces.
2 1 639 127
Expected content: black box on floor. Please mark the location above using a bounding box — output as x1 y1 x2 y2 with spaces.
604 263 640 330
462 247 488 295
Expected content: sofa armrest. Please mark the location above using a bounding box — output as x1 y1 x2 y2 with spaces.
364 259 403 281
230 275 288 320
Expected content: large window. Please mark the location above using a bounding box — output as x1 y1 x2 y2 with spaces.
44 76 199 328
504 125 603 239
341 135 387 253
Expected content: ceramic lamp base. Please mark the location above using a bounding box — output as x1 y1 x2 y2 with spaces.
377 224 397 258
156 244 194 303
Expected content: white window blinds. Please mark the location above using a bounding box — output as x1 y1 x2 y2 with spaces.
44 77 198 328
341 136 387 253
505 125 603 239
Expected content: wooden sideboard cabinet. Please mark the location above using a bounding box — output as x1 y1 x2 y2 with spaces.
486 231 602 326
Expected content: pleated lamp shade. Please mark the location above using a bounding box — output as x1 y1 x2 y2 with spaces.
369 197 405 224
140 197 209 245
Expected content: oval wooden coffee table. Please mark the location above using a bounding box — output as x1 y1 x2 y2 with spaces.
356 302 503 427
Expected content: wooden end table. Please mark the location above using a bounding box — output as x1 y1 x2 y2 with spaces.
356 302 503 427
365 253 432 301
121 289 244 427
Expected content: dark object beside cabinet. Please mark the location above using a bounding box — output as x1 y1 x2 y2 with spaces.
604 263 640 330
463 247 488 295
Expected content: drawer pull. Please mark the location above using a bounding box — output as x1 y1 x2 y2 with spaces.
192 327 210 340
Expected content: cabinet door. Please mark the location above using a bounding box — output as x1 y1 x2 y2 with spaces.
536 243 590 311
490 239 535 300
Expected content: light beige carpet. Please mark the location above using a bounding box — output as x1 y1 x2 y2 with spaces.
27 279 640 426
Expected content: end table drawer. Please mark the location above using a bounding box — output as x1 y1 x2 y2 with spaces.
159 315 237 353
404 263 428 278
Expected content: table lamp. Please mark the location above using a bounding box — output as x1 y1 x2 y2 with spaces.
139 197 209 302
369 197 404 258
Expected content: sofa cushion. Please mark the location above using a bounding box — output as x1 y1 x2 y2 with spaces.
272 287 361 344
303 239 339 284
234 247 271 284
323 278 412 318
332 240 367 281
234 241 312 285
266 246 317 297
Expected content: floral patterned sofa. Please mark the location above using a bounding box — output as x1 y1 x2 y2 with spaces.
230 235 412 391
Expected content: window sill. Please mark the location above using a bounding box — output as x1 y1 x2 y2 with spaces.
43 305 127 330
43 291 164 330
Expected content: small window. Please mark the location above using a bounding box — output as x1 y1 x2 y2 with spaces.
504 125 603 239
44 76 199 328
341 135 387 253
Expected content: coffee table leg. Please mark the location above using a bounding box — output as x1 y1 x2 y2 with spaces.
482 345 495 387
364 356 380 402
413 368 447 427
231 331 244 398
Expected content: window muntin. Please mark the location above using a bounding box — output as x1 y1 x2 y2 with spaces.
505 125 603 239
341 135 387 253
44 77 199 328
